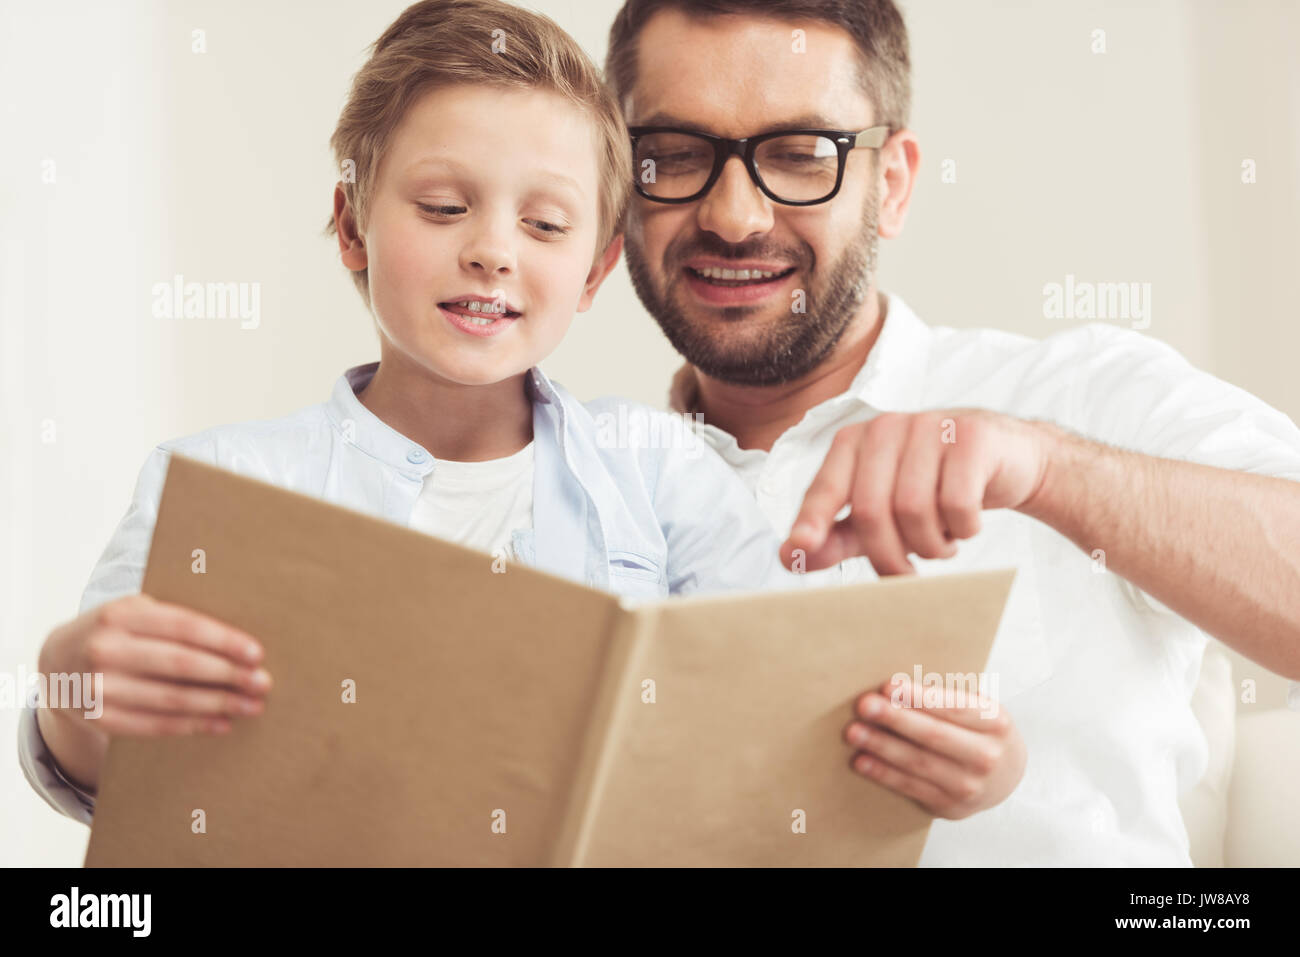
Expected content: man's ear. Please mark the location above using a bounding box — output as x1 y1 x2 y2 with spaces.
576 233 625 312
877 130 920 240
333 184 368 271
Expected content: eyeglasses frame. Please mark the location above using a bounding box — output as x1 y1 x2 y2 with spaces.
628 124 892 207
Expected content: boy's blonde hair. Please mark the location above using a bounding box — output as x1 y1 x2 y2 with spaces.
325 0 632 309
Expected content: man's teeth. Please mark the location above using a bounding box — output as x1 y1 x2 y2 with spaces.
692 267 784 281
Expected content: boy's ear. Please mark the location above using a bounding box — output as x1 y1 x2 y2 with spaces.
333 184 368 270
575 233 624 313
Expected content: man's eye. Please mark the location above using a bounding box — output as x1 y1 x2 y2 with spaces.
417 203 466 216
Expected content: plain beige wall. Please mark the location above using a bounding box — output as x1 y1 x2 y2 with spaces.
2 0 1296 866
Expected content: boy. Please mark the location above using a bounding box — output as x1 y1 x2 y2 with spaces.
20 0 795 825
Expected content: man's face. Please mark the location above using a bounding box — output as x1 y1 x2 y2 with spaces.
622 11 883 386
353 85 609 387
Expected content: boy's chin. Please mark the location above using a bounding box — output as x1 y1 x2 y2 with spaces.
424 354 535 389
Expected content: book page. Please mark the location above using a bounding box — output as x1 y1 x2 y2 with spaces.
576 570 1014 866
85 455 622 866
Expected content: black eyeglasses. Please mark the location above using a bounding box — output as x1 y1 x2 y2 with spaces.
629 125 891 206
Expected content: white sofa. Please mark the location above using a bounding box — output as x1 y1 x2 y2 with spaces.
1179 644 1300 866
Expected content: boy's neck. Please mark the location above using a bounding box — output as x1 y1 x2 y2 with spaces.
356 353 533 462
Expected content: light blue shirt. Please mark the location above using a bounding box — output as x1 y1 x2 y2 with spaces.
20 361 795 824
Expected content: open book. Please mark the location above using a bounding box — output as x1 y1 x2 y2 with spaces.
84 455 1014 867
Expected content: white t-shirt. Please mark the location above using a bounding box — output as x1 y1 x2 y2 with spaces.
407 441 534 560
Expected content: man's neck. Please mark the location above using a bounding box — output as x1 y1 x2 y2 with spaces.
357 350 533 462
693 290 886 452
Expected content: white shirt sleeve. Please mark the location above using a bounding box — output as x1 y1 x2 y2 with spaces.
1064 323 1300 478
1062 323 1300 616
77 445 173 615
17 706 96 825
16 445 175 824
646 414 798 595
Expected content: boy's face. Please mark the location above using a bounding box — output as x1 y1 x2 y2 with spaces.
341 85 620 387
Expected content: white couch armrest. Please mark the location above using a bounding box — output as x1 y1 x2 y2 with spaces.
1225 708 1300 866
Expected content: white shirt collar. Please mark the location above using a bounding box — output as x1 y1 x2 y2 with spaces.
838 291 931 413
325 361 561 476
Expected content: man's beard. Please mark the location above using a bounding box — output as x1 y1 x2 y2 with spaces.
624 191 879 387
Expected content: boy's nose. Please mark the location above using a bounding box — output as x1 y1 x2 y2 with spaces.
460 226 516 276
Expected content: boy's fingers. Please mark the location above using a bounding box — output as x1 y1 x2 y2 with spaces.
98 595 263 664
855 691 994 768
95 707 233 737
101 672 265 718
845 721 976 801
849 751 950 812
878 678 1009 732
88 630 271 696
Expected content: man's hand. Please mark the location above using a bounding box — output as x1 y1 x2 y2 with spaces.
781 409 1059 574
844 674 1026 819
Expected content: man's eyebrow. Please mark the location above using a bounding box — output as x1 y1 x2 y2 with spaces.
403 157 586 200
632 112 848 135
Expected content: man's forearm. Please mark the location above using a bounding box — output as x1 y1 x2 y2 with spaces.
1020 423 1300 679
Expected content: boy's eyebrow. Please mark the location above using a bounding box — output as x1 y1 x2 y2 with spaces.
404 156 586 200
633 112 845 136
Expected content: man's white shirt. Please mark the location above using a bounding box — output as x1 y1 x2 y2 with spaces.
670 291 1300 866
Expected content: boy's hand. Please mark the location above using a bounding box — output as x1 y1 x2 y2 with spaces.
39 592 272 741
843 674 1025 819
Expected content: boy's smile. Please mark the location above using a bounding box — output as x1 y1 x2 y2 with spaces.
437 294 523 337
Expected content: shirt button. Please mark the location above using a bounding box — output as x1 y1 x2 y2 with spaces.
406 448 428 464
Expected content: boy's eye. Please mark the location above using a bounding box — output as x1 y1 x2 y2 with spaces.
417 203 466 216
416 203 567 237
526 219 569 236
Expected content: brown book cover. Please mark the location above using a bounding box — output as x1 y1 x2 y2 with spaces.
84 455 1013 867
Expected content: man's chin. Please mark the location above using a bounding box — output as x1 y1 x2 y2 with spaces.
668 289 790 328
659 301 852 388
660 329 790 387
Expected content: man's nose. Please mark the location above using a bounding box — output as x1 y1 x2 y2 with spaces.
696 155 775 244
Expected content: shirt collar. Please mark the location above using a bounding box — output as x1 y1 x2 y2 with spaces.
667 290 932 419
837 291 931 413
325 362 559 476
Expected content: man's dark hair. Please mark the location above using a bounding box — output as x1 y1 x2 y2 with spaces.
605 0 911 130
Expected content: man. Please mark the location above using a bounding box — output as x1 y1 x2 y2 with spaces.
606 0 1300 865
